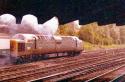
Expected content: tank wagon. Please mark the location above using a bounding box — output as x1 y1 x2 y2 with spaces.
0 33 83 64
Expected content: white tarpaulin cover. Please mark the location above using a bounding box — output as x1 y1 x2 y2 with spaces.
0 14 16 25
65 20 81 29
38 17 59 35
0 14 59 35
21 14 39 33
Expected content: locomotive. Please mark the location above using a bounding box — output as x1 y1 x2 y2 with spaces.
0 33 83 64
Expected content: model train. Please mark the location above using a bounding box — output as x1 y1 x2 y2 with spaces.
0 33 83 64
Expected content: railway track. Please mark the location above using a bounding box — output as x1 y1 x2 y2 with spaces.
112 74 125 82
0 49 113 75
86 64 125 82
29 48 120 65
0 49 125 82
68 50 125 82
71 64 123 82
35 55 125 82
0 48 124 82
0 52 117 81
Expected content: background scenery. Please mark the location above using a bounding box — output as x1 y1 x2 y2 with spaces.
58 22 125 50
